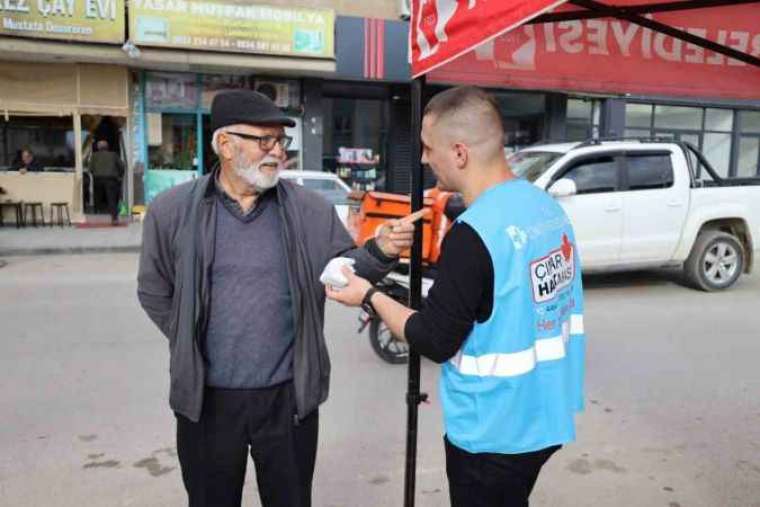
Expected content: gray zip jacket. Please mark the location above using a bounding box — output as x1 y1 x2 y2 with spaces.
137 173 396 422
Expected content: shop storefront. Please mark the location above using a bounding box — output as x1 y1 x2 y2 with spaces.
0 0 130 223
426 6 760 179
125 1 335 203
321 82 390 191
322 17 420 193
324 16 608 193
0 62 131 223
623 102 760 178
132 72 304 203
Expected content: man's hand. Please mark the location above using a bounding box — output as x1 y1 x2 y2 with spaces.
374 209 429 257
325 266 373 307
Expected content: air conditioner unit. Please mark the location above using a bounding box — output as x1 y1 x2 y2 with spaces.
254 80 290 108
399 0 410 20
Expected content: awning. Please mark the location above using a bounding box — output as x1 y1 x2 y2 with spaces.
0 62 130 117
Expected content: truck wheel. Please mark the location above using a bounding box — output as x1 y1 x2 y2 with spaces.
684 231 744 291
369 318 409 365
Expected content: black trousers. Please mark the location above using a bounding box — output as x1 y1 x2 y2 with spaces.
176 383 318 507
445 436 560 507
94 176 120 221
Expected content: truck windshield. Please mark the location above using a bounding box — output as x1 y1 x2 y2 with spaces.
508 151 562 182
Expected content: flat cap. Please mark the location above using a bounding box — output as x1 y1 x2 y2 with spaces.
211 90 295 131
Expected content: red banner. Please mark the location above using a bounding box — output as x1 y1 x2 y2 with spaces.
410 0 566 78
427 3 760 100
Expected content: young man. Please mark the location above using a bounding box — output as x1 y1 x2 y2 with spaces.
138 90 414 507
327 86 586 507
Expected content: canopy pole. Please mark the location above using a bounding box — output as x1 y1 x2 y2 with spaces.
404 74 427 507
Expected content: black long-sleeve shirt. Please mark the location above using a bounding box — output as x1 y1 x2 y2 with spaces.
404 222 494 363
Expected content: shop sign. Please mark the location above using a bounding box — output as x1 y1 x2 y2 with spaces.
429 4 760 100
0 0 125 43
130 0 334 58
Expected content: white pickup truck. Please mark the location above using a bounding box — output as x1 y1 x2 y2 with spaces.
509 140 760 291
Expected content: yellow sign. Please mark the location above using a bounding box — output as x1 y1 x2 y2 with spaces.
0 0 125 43
130 0 334 58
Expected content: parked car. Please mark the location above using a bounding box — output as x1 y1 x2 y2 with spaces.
280 170 352 227
508 139 760 290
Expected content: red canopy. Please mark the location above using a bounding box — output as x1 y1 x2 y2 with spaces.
411 0 760 99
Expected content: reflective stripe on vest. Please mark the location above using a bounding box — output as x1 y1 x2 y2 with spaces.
449 314 584 378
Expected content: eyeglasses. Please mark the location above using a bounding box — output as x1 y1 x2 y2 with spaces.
226 131 293 151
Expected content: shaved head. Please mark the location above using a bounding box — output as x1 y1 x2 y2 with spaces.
423 86 504 163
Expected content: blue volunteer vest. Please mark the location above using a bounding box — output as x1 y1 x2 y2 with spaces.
441 178 586 454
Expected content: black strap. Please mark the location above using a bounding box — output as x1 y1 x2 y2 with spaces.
361 287 379 317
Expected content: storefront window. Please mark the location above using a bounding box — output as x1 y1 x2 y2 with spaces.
740 111 760 134
624 129 649 139
567 99 592 120
705 109 734 131
323 97 387 191
625 104 653 128
0 116 75 171
201 75 248 110
679 134 701 153
654 106 703 130
738 111 760 177
148 113 197 171
140 72 303 203
737 137 760 177
626 102 746 177
703 133 732 177
567 98 601 141
284 119 302 170
493 92 545 154
146 73 199 110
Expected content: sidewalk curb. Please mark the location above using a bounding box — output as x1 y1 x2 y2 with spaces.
0 245 141 257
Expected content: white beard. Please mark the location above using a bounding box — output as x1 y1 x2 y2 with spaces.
233 155 283 192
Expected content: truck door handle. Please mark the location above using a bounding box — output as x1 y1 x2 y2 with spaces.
604 204 621 212
667 201 683 208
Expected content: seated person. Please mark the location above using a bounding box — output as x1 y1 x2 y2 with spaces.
13 149 43 173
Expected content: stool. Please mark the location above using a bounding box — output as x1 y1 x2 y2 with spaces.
49 202 71 227
24 202 45 227
0 201 24 228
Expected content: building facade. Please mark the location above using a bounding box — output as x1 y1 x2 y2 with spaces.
1 1 759 223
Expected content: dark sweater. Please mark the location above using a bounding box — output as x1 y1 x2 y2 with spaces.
203 190 295 388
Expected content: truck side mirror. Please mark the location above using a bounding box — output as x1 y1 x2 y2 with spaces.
548 178 577 198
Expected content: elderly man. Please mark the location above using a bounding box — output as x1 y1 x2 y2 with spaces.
328 86 586 507
137 90 413 507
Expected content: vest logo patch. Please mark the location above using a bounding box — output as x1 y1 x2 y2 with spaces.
531 234 575 303
506 225 528 250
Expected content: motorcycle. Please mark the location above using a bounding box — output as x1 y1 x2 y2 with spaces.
356 270 435 364
350 188 465 364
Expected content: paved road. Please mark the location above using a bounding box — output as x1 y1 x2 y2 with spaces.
0 254 758 506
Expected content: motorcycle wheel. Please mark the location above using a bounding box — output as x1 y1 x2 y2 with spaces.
368 318 409 365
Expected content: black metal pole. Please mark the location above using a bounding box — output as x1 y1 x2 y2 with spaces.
403 74 426 507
